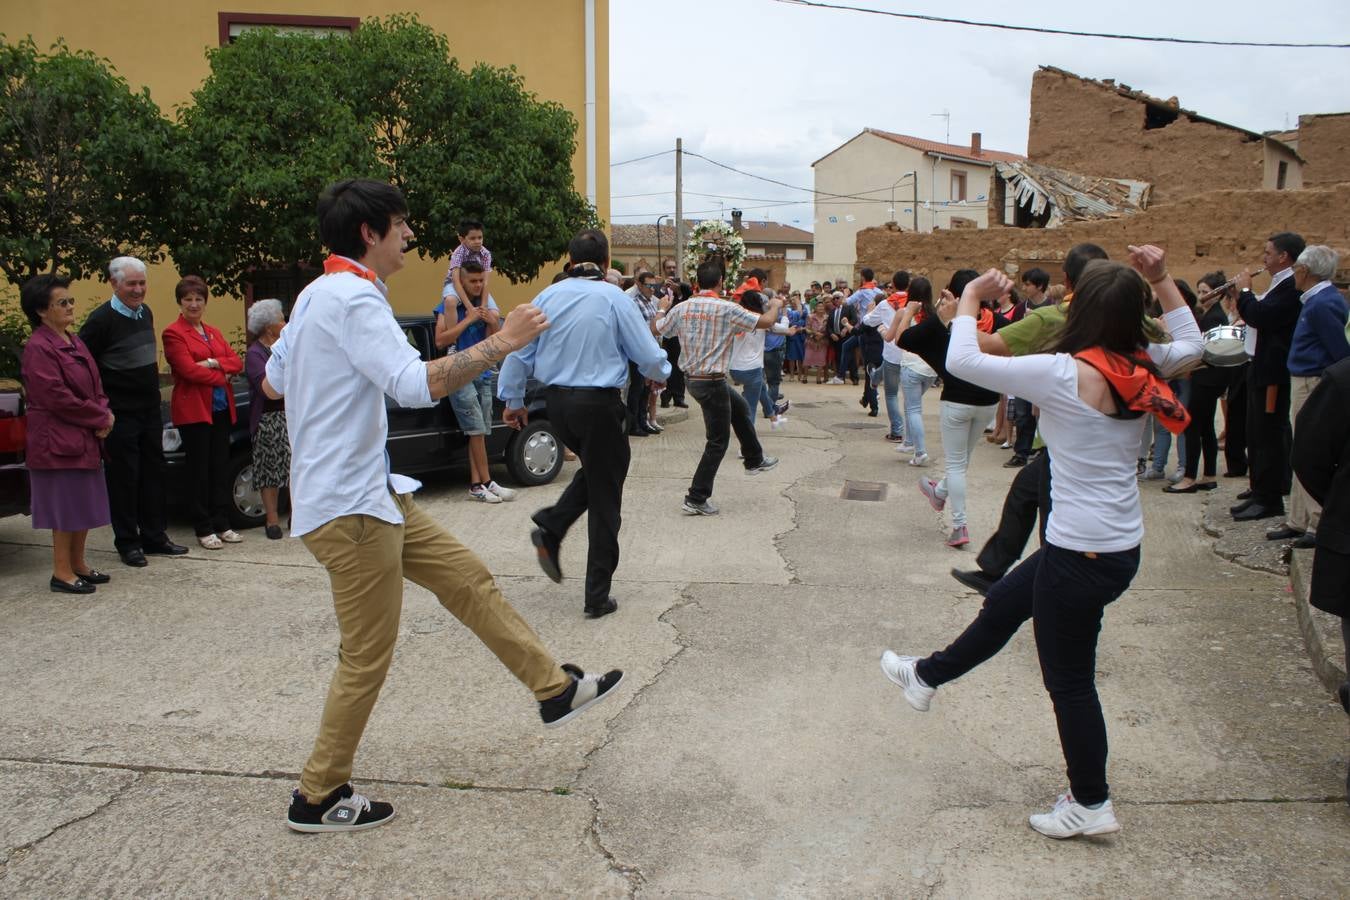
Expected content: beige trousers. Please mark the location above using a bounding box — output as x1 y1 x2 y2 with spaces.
1288 375 1322 533
298 492 569 802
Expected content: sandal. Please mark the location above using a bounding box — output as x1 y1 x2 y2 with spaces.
198 534 223 550
219 529 243 543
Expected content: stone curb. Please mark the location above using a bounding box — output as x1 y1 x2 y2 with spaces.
1289 552 1348 696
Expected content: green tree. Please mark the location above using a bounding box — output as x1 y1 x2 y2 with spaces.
169 15 598 294
0 37 175 286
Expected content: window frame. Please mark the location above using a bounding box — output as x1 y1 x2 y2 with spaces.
217 12 360 45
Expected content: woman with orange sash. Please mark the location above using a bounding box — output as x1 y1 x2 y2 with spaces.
881 246 1201 840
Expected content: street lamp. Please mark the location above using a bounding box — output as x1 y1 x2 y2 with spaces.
890 171 917 231
655 214 673 272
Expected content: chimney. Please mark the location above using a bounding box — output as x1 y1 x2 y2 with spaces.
970 132 982 157
731 209 743 232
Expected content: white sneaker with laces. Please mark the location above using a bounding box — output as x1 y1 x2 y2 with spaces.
469 484 503 503
770 417 786 431
828 376 845 385
908 451 930 467
917 477 945 511
879 650 936 711
896 441 915 453
486 481 517 502
1028 793 1121 839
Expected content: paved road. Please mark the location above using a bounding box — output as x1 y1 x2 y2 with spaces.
0 383 1345 897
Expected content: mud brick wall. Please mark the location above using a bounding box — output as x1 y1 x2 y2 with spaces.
1026 69 1269 204
1298 114 1350 187
855 184 1350 294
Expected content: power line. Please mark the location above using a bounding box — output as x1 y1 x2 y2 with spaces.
771 0 1350 49
610 149 675 168
684 151 916 201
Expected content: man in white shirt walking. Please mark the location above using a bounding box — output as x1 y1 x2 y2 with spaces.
264 179 623 834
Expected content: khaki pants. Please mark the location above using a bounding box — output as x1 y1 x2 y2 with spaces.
298 492 569 802
1288 375 1322 533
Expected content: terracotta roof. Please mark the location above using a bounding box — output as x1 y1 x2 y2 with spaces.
611 219 813 248
1038 66 1304 162
862 128 1024 165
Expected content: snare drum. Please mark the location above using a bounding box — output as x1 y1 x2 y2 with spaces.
1201 324 1249 367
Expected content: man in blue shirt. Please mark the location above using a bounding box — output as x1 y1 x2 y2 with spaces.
500 230 671 619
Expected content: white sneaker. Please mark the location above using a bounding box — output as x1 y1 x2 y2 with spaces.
879 650 936 712
917 477 945 511
896 441 915 453
197 533 223 550
486 481 517 502
828 376 845 385
219 529 243 543
908 451 930 467
469 484 502 503
1029 793 1121 839
770 417 786 431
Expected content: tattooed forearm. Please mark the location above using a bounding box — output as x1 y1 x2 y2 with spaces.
426 333 516 399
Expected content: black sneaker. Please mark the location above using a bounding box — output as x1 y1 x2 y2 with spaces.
1003 455 1027 468
746 456 779 475
286 783 395 833
539 663 624 728
951 568 998 597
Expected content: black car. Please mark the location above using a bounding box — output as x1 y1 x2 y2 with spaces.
162 316 564 529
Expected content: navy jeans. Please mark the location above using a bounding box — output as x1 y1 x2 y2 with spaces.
837 334 860 379
917 543 1140 806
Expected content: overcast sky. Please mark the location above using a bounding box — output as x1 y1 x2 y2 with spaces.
608 0 1350 231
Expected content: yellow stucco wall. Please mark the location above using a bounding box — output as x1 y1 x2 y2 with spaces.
0 1 609 338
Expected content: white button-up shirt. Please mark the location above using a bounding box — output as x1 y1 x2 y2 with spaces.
266 260 432 536
1242 266 1294 357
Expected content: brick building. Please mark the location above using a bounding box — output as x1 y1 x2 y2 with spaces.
1291 113 1350 188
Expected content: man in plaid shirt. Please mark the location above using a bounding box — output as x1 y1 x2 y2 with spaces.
656 260 783 516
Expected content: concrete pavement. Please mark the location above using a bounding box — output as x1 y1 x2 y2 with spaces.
0 382 1345 897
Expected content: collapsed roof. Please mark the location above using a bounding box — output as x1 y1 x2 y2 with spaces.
994 160 1151 227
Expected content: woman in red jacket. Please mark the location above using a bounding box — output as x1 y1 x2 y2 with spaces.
163 276 244 549
20 274 115 594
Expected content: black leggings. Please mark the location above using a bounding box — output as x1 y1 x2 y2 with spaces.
917 543 1140 806
1184 380 1226 479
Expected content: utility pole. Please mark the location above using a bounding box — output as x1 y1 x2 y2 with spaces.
674 138 685 277
910 170 919 233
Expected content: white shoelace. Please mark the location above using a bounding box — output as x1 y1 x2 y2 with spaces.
345 792 372 814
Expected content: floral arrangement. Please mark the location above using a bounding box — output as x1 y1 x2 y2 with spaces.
683 219 747 287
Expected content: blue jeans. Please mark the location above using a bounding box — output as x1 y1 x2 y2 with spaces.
881 361 904 438
730 367 772 423
1148 379 1190 473
901 367 938 454
837 334 860 379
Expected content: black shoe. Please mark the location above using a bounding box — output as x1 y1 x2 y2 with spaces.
1292 532 1317 550
859 396 868 408
645 419 664 433
1003 455 1027 468
1265 525 1304 541
530 527 563 583
1230 499 1256 515
265 524 284 540
584 597 619 619
660 397 671 408
1338 681 1349 715
867 408 878 417
627 427 649 437
1233 503 1282 522
74 569 111 584
1222 471 1247 478
539 663 624 727
951 568 997 597
50 576 95 595
286 783 395 833
673 400 689 408
1236 489 1254 501
143 541 188 556
120 549 148 568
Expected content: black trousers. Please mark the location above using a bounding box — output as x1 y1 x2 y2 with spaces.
975 449 1051 578
1183 379 1226 480
625 362 650 432
179 408 233 537
1010 398 1036 457
1223 364 1249 476
859 334 883 412
103 405 170 554
532 387 630 610
1246 372 1292 508
763 346 785 403
661 337 685 403
685 377 764 505
917 543 1140 806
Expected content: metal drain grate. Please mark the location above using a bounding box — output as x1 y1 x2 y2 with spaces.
841 480 888 502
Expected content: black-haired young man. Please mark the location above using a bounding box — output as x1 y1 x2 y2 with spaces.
265 180 623 834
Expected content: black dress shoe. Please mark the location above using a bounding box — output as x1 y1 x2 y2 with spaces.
1233 503 1283 522
530 527 564 583
1265 525 1304 541
584 597 619 619
120 549 148 568
1222 471 1247 478
50 576 95 595
673 400 688 408
1292 532 1317 550
645 420 664 433
951 568 997 597
74 569 111 584
1236 489 1254 501
265 524 284 540
1230 499 1256 515
660 397 671 408
867 408 879 417
143 541 189 556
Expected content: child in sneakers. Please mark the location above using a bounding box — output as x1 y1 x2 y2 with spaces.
443 219 493 312
434 259 514 503
881 249 1202 839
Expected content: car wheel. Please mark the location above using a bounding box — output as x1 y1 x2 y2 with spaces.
226 452 267 529
505 419 563 486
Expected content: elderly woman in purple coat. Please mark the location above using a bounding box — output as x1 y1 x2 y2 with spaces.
244 299 290 539
20 274 115 594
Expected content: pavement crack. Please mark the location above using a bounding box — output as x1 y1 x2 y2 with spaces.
584 793 645 896
1130 795 1346 807
4 771 142 862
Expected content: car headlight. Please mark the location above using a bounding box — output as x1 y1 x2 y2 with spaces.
162 427 182 452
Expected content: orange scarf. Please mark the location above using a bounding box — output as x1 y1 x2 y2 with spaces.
860 281 877 289
886 291 908 310
731 276 761 299
323 255 377 282
976 308 995 334
1074 347 1190 434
